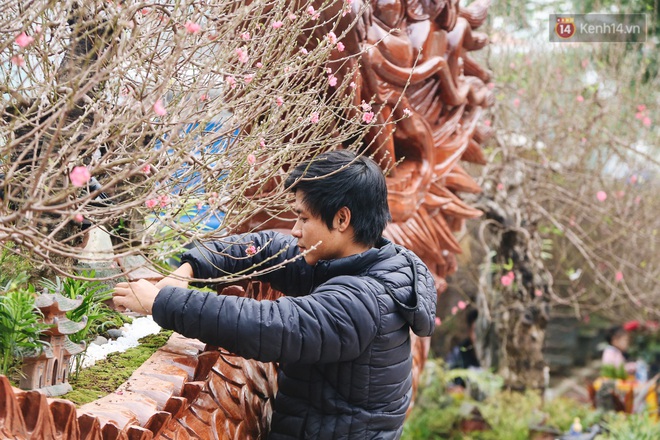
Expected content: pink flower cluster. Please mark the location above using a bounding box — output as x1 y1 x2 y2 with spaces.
15 32 34 48
635 104 652 128
69 166 91 187
500 271 515 287
306 6 320 20
184 21 201 34
145 194 170 209
235 47 249 64
360 101 375 123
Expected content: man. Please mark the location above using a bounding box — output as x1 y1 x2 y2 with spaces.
113 150 437 439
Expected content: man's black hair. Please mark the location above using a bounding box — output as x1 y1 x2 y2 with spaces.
285 150 391 246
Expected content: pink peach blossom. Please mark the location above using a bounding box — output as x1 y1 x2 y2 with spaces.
225 76 236 89
630 174 638 184
74 214 84 223
637 104 647 112
362 111 374 123
69 166 91 187
497 182 504 191
615 271 624 282
244 74 254 84
10 55 25 66
360 101 372 112
145 199 158 209
235 47 248 63
596 191 607 202
272 20 284 29
534 289 543 297
500 272 514 287
435 316 442 326
246 245 257 256
153 99 167 116
142 164 151 174
349 81 356 88
299 47 308 55
158 194 170 208
643 117 652 127
247 153 256 165
240 31 250 40
15 32 34 48
260 138 266 148
487 82 495 90
310 112 320 124
327 32 338 45
577 95 584 102
337 42 345 52
306 6 316 15
403 108 412 118
635 112 644 120
328 74 337 87
451 306 458 315
457 301 467 310
484 120 491 127
184 21 201 34
513 98 520 107
288 13 297 20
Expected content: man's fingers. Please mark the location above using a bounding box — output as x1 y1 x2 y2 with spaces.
112 296 127 311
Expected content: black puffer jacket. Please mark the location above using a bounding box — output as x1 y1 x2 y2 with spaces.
153 231 437 440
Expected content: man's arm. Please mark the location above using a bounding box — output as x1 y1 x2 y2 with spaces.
178 231 311 296
152 277 380 364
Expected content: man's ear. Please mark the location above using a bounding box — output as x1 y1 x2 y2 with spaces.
334 206 352 232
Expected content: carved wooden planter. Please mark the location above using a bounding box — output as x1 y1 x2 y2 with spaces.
1 332 428 439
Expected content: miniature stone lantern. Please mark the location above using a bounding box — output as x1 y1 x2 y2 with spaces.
19 293 87 396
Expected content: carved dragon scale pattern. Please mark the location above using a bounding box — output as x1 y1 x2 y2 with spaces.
0 0 493 438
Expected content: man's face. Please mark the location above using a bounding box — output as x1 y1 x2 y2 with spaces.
291 191 344 266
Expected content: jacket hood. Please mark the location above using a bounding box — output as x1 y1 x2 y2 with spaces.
367 244 437 337
313 237 437 337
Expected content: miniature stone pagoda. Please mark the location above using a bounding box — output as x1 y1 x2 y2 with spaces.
19 293 87 396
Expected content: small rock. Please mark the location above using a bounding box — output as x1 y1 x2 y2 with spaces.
92 335 108 346
106 329 123 339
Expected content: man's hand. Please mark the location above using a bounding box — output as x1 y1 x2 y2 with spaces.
113 279 160 315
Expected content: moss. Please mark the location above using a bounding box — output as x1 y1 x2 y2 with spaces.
63 330 173 406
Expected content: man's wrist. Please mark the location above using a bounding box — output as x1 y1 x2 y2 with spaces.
176 262 194 278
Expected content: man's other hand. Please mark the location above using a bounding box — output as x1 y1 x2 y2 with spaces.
113 279 159 315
